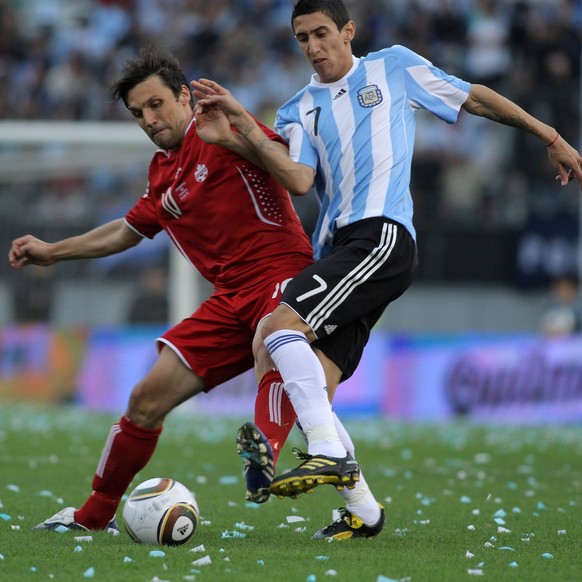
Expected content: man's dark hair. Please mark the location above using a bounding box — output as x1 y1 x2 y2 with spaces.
111 45 193 108
291 0 350 32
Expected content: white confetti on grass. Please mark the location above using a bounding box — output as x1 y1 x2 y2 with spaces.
191 555 212 566
190 544 206 553
286 515 305 523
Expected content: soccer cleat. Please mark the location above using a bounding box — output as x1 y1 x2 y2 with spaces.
312 505 385 541
32 507 120 535
236 422 275 503
269 448 360 498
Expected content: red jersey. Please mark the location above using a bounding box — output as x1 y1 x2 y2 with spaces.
125 117 313 290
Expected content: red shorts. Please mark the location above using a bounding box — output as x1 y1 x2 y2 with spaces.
157 260 311 390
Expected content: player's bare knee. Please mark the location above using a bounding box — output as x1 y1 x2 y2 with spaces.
126 381 167 428
260 306 304 339
253 338 275 379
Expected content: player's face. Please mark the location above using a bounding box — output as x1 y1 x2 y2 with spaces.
127 75 193 150
293 12 355 83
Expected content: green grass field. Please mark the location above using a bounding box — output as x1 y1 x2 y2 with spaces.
1 403 581 582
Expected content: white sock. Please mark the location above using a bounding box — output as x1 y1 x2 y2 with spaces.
265 330 345 457
332 412 381 525
295 412 381 525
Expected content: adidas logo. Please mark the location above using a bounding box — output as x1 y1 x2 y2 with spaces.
333 88 347 100
178 524 191 536
324 324 337 335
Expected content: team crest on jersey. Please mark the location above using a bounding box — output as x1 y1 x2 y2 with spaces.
357 84 383 108
194 164 208 182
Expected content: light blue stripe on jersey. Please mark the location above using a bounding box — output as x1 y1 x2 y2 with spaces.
276 45 470 260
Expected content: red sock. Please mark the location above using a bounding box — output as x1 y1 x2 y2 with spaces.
74 415 162 529
254 369 296 465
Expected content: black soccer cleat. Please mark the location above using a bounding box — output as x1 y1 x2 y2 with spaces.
312 505 385 541
236 421 275 503
269 448 360 498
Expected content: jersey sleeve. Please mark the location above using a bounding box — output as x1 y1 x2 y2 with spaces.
388 45 471 123
274 98 319 171
125 186 163 239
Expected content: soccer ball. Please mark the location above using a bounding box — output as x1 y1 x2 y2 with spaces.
122 477 199 546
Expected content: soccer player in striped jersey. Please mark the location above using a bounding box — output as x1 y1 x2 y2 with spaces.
192 0 582 540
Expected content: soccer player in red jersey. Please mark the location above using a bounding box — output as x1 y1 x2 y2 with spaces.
8 45 315 532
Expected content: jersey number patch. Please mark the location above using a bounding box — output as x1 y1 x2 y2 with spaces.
296 274 327 302
306 106 321 136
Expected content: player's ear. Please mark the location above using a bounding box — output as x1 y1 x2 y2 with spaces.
343 20 355 43
180 85 190 103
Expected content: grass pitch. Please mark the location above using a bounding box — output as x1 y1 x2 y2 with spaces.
1 403 582 581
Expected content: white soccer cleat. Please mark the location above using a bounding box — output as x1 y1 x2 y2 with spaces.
32 506 120 535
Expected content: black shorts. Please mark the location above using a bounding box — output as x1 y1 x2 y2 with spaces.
281 217 417 380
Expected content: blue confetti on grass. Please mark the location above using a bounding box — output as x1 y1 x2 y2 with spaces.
541 553 553 559
83 567 95 578
149 550 165 558
221 530 246 539
0 514 11 521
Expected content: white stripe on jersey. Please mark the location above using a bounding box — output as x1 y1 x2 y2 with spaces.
406 65 470 112
96 423 122 478
306 222 398 331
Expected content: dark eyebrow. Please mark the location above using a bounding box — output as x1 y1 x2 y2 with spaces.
295 25 330 38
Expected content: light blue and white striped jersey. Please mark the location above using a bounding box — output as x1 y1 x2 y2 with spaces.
275 45 471 259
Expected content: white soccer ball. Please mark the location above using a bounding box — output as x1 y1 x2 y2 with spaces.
122 477 199 546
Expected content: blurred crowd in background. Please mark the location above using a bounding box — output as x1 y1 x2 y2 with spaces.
0 0 581 325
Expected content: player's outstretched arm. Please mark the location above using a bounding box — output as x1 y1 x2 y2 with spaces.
192 78 314 196
8 218 142 269
462 84 582 190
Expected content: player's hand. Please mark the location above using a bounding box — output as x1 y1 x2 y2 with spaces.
191 79 247 123
8 235 55 269
193 100 234 146
547 135 582 190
